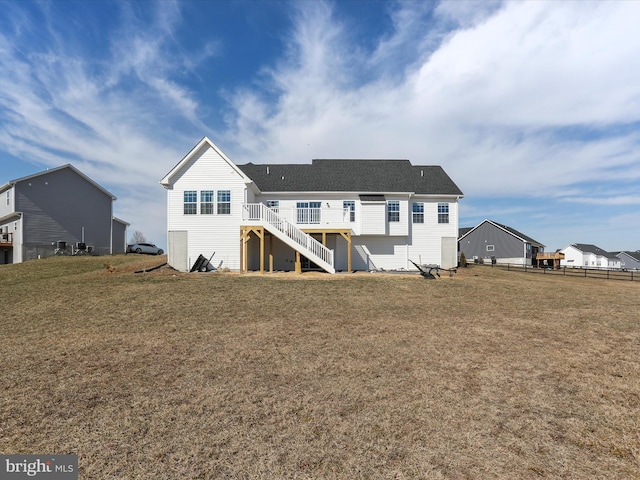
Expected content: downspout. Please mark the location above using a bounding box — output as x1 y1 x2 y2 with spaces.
407 192 412 270
456 195 461 264
109 199 113 254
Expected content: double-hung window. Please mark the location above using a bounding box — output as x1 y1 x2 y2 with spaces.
217 190 231 215
387 201 400 222
412 202 424 224
343 201 355 222
200 190 214 215
437 203 449 224
184 191 197 215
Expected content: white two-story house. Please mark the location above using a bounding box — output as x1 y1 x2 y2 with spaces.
560 243 621 270
160 137 463 273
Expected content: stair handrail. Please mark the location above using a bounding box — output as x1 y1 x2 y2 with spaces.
243 203 333 267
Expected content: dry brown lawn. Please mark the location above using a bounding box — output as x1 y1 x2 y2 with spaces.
1 255 639 479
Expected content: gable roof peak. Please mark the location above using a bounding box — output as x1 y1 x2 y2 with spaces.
160 136 250 187
4 163 116 200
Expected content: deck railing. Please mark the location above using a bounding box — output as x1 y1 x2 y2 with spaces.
0 232 12 244
242 203 334 269
267 207 351 226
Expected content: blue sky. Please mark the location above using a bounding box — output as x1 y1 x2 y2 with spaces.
1 0 639 252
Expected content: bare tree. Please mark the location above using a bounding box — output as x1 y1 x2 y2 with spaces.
129 230 146 244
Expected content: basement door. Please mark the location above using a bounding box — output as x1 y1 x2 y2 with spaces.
441 237 457 270
168 230 188 272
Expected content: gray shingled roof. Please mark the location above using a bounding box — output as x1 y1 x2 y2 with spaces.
492 221 544 247
237 159 463 195
571 243 618 260
458 219 544 247
621 251 640 261
458 227 473 238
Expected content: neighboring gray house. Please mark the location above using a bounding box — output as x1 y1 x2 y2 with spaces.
613 251 640 270
112 217 130 255
458 219 545 266
0 164 127 264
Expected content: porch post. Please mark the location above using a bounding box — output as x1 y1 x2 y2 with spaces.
347 232 352 272
259 227 264 274
239 227 245 273
295 251 301 274
269 234 273 273
339 230 352 272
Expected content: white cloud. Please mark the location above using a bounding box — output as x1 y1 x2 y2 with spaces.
560 195 640 206
0 1 207 245
1 0 639 249
226 0 640 202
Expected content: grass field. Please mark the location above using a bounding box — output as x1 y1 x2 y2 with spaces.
1 255 639 479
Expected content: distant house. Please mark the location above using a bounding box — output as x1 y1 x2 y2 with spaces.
0 164 127 264
112 217 130 255
458 219 545 266
160 137 463 273
560 243 621 270
614 251 640 270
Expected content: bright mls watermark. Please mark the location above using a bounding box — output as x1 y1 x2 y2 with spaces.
1 455 77 479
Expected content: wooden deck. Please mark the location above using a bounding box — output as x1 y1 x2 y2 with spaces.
0 233 12 248
535 251 565 269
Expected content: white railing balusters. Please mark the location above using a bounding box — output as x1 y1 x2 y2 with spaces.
242 203 334 271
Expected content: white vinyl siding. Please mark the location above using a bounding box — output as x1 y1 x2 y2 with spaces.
360 202 386 235
408 198 459 269
387 197 409 236
166 144 248 271
0 188 14 218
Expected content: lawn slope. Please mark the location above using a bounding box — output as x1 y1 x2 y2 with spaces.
1 256 639 478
